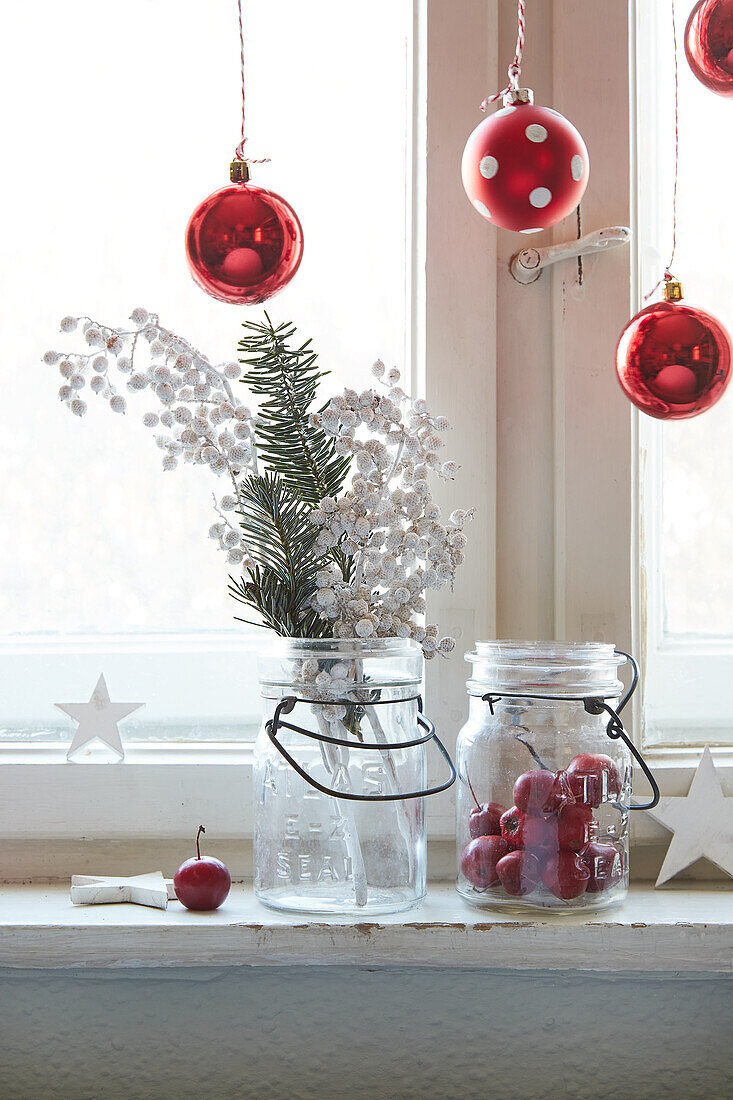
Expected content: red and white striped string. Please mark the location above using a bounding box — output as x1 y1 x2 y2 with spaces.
646 0 680 299
480 0 526 111
233 0 269 164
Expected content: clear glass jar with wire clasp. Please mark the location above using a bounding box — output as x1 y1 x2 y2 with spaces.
456 642 658 914
254 638 455 915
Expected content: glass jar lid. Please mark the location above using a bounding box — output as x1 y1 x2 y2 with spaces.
465 640 625 699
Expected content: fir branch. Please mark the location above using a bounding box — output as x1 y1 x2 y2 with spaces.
229 567 332 638
229 472 332 637
238 315 351 506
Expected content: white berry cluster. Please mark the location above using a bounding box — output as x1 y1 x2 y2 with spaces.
306 363 471 659
291 657 355 714
45 315 472 657
44 310 257 568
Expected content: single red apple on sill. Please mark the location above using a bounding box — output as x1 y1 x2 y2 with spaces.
174 825 231 911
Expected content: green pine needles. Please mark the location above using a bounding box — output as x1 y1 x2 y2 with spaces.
239 317 351 506
230 316 351 636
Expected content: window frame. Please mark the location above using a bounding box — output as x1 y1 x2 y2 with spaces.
635 0 733 755
0 0 497 846
5 0 726 860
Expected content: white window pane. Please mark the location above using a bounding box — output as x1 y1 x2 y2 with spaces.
639 4 733 745
0 1 411 736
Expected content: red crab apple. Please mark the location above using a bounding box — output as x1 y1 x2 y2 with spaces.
496 849 542 897
513 768 572 815
500 806 557 851
541 850 591 900
461 835 510 888
469 801 506 838
557 803 598 851
174 825 231 911
566 753 622 808
581 840 624 893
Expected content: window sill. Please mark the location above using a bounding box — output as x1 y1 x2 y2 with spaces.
0 882 730 973
0 742 254 766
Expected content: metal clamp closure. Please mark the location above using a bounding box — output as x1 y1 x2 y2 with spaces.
480 650 659 811
265 695 456 802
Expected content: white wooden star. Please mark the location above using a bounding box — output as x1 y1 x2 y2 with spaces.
647 746 733 887
70 873 169 910
55 674 144 762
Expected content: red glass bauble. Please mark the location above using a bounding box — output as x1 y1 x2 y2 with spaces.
685 0 733 96
186 179 303 304
461 89 589 234
616 283 732 420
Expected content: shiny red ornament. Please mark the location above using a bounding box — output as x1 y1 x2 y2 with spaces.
186 165 303 304
616 281 732 420
685 0 733 96
461 88 589 234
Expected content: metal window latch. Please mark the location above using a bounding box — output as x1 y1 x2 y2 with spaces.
509 226 631 285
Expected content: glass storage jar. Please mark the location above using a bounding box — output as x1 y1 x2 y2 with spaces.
456 641 658 913
255 637 455 915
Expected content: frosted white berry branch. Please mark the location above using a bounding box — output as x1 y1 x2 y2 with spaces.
45 310 472 659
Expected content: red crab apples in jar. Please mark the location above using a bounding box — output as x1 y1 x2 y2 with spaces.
566 753 622 808
582 840 623 893
461 835 510 888
500 806 557 850
541 850 591 900
496 849 542 897
513 768 572 816
469 801 506 839
557 802 598 851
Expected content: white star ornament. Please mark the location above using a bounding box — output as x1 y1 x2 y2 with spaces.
647 746 733 887
70 873 169 910
55 673 144 762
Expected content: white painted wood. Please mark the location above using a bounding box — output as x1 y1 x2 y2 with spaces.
0 753 255 839
549 0 634 652
70 873 169 910
493 0 633 646
0 883 730 972
495 0 555 641
420 0 497 837
647 747 733 886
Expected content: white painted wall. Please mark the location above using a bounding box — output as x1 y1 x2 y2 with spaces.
0 966 731 1099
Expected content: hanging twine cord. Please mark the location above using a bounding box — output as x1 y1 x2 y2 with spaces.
233 0 269 164
480 0 526 110
646 0 679 299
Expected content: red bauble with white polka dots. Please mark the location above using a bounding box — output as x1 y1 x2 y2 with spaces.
462 89 589 234
186 164 303 305
685 0 733 96
616 280 732 420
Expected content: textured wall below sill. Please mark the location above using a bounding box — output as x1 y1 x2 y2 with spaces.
0 966 731 1099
